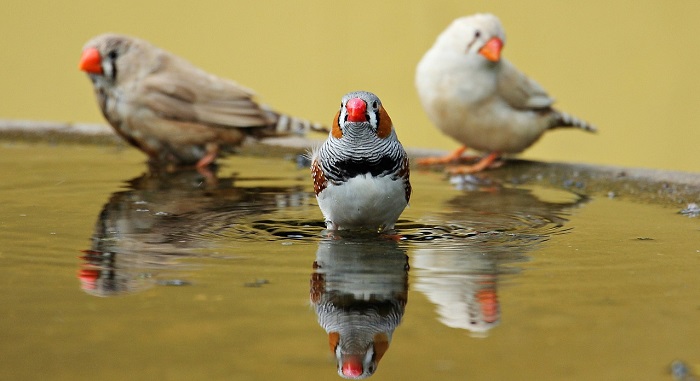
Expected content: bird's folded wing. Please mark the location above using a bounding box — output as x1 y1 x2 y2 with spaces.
498 60 555 110
140 70 270 128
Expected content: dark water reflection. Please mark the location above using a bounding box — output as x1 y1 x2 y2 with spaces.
403 180 587 240
1 142 696 380
310 235 409 379
407 181 589 336
79 168 309 296
76 167 591 379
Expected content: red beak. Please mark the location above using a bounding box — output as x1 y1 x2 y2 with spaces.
79 47 103 74
341 355 364 378
478 37 503 62
345 98 367 122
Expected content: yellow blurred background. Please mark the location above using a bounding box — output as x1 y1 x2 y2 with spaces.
1 0 698 172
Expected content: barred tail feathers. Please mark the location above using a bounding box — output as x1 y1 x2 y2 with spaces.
261 105 330 136
551 111 597 133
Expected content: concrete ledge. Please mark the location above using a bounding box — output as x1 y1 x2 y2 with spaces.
1 119 698 207
0 119 119 145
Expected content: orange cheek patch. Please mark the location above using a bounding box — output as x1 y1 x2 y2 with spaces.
328 332 340 353
377 107 393 139
332 110 343 139
373 333 390 363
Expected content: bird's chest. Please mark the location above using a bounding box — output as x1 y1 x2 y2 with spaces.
95 82 133 130
95 82 168 156
420 63 497 125
443 71 495 104
419 54 497 103
316 175 407 227
318 175 403 206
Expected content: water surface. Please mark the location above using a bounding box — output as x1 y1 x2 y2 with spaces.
1 142 699 380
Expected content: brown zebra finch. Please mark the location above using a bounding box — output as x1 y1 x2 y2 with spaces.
415 13 596 173
311 91 411 232
79 33 327 169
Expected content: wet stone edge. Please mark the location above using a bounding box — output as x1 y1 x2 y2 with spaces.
1 119 698 208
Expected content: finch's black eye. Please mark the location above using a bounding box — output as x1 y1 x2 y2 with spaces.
475 30 481 39
372 101 378 109
107 50 118 60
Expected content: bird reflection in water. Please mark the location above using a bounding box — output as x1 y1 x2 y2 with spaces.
79 168 307 296
310 235 409 379
412 180 588 336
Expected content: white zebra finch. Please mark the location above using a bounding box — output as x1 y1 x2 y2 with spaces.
415 13 596 173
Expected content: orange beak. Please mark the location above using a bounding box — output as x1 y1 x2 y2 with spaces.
79 47 103 74
345 98 367 122
478 37 503 62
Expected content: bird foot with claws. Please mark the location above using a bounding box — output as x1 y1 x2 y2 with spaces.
416 146 471 166
445 152 503 174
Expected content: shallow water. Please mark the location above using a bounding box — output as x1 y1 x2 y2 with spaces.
1 142 699 380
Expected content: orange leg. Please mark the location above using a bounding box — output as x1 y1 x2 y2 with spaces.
446 151 502 174
194 146 220 184
196 151 218 169
380 232 404 242
416 146 469 166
